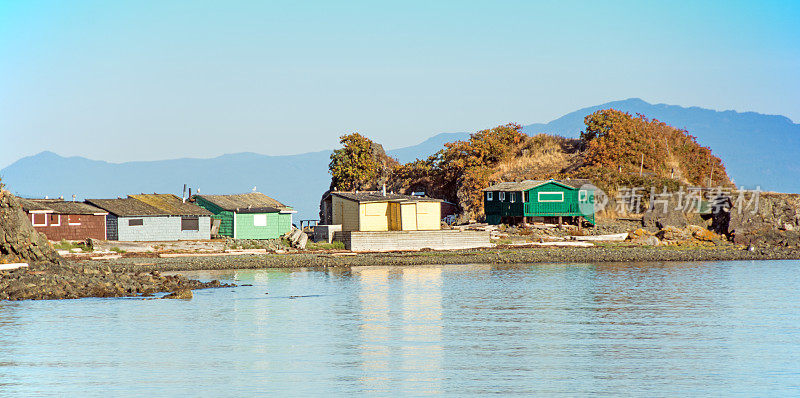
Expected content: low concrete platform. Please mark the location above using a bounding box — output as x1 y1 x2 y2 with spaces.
0 263 29 271
334 230 492 252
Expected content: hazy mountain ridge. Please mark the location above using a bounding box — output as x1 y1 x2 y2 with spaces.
521 98 800 193
3 98 798 221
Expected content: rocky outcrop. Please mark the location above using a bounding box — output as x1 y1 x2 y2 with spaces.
286 226 308 249
0 190 62 264
629 224 723 246
0 263 229 301
163 289 193 300
712 192 800 247
641 196 706 231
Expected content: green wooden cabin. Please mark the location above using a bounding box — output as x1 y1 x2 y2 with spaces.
192 193 296 239
483 179 596 226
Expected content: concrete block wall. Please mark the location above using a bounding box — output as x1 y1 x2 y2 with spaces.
314 224 342 243
334 230 491 252
116 216 211 241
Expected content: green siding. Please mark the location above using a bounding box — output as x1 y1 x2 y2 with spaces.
216 211 235 237
193 197 235 238
234 212 292 239
484 181 595 225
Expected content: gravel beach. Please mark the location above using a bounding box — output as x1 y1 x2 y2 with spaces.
78 245 800 273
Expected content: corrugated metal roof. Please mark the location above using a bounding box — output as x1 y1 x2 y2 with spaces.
19 198 107 214
193 192 291 213
331 191 442 203
483 179 594 191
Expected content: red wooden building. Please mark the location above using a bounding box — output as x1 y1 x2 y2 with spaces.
20 198 108 241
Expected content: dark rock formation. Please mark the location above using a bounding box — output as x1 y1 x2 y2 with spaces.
712 191 800 247
0 190 62 264
0 189 232 301
163 288 193 300
0 264 229 301
641 196 706 231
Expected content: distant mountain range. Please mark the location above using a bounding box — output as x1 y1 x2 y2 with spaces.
2 98 798 221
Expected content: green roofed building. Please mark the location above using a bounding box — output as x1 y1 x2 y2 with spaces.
482 179 596 226
192 192 296 239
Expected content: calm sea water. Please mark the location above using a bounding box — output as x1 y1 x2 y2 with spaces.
1 261 799 396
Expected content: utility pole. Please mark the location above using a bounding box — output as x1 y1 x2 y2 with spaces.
639 154 644 176
709 167 714 186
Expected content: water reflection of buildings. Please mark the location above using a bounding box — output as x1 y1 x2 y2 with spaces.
354 267 443 395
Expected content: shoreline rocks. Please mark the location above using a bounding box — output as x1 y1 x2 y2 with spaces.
0 190 62 264
72 244 800 274
0 263 232 301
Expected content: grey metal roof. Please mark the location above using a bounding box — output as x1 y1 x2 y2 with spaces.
331 191 442 204
483 179 594 191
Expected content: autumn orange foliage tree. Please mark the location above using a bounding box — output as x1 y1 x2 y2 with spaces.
581 109 730 187
329 133 397 191
391 123 527 218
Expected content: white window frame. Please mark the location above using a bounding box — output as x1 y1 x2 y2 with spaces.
510 192 516 203
49 214 61 227
578 190 588 202
538 191 564 202
68 214 81 226
486 192 493 201
253 214 268 227
31 212 49 226
499 192 506 201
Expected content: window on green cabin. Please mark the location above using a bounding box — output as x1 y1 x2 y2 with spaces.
538 192 564 202
253 214 267 226
499 192 506 201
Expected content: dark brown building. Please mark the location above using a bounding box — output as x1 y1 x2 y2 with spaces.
20 198 108 241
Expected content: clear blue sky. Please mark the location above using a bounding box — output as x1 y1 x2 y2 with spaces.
1 0 798 168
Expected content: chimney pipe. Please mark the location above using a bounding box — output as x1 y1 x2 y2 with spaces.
182 184 187 203
382 184 386 196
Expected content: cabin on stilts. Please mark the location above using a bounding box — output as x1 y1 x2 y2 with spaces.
482 179 596 226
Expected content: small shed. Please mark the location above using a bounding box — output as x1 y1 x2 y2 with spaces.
329 191 442 232
19 198 109 241
483 179 596 226
86 194 212 241
192 193 296 239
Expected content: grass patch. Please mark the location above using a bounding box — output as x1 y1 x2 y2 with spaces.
53 240 93 252
109 247 126 253
305 241 345 250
